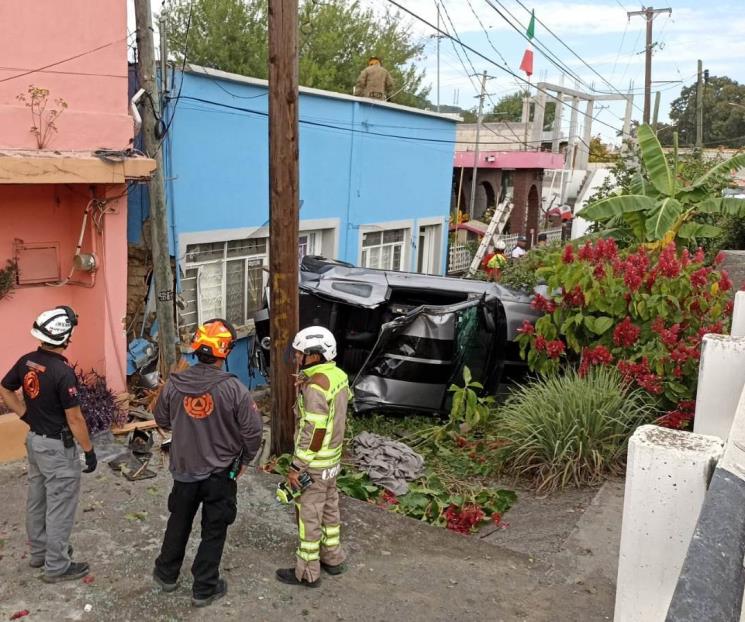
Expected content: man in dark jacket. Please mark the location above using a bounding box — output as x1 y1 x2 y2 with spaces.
355 56 394 100
153 319 263 608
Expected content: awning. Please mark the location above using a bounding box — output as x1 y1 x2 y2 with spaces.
0 149 156 184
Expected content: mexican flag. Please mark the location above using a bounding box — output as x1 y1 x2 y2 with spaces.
519 10 536 77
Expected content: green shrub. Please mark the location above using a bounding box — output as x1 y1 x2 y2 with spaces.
493 367 658 492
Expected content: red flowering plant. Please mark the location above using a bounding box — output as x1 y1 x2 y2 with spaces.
516 238 735 427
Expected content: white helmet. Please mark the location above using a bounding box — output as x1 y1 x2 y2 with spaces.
31 306 78 346
494 239 507 251
292 326 337 362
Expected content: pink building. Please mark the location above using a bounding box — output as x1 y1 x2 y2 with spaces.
0 0 154 460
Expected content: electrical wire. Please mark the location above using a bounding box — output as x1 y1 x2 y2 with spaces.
176 96 573 147
459 0 535 147
484 0 593 92
0 36 129 84
511 0 644 115
157 1 194 152
438 0 527 147
383 0 625 134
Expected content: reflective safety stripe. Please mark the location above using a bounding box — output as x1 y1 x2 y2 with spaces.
296 548 320 562
322 525 340 537
299 540 320 552
322 537 340 548
297 505 305 540
303 412 328 426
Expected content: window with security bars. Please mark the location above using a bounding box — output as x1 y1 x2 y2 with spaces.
360 228 406 271
181 237 268 334
181 232 323 335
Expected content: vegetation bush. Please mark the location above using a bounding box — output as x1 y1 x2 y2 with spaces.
516 238 734 426
492 368 658 492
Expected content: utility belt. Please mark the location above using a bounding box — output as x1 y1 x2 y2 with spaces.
30 427 75 448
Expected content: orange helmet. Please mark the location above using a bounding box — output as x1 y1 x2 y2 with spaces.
191 318 237 359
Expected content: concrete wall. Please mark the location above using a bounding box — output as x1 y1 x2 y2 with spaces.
0 0 133 462
0 0 131 150
615 425 724 621
0 185 129 392
129 69 456 272
693 335 745 441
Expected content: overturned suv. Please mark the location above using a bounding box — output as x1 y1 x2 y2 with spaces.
255 256 539 415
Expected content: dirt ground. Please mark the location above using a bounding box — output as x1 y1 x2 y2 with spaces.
0 458 616 622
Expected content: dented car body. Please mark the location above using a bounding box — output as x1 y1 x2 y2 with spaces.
255 256 539 415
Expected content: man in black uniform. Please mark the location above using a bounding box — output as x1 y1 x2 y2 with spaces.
0 306 97 583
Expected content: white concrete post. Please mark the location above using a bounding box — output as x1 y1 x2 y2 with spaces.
731 291 745 338
614 425 723 622
693 335 745 441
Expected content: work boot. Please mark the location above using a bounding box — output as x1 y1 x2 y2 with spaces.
321 561 347 576
191 578 228 608
29 545 74 569
275 568 320 588
42 561 89 583
153 570 179 593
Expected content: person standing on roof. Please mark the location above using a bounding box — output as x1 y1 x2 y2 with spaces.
153 319 263 608
355 56 394 100
0 307 97 583
276 326 351 588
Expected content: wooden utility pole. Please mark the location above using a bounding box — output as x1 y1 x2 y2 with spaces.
268 0 300 455
628 6 672 125
467 71 488 220
134 0 178 376
696 59 704 148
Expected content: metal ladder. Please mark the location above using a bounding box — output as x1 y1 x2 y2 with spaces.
466 196 513 278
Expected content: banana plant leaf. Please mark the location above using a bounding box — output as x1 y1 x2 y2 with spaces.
623 210 646 242
645 197 683 241
697 197 745 216
686 153 745 192
678 223 723 239
577 195 655 222
638 125 675 197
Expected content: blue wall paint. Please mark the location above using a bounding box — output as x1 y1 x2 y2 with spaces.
128 70 456 270
183 336 266 389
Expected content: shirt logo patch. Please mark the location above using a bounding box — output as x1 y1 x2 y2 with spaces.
23 371 40 400
183 393 215 419
25 361 46 373
68 386 78 397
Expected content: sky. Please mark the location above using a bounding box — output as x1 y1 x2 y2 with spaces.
127 0 745 145
387 0 745 143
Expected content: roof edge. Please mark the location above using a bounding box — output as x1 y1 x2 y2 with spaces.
184 64 460 123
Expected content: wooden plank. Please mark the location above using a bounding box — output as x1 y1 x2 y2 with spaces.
111 420 160 435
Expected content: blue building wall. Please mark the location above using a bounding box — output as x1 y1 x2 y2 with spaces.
128 68 457 272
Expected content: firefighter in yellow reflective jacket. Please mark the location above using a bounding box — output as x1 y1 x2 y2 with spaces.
276 326 350 588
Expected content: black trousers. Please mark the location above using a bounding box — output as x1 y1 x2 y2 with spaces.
154 472 238 597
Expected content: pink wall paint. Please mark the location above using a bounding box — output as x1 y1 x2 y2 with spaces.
454 150 565 170
0 0 131 150
0 186 128 393
0 0 133 395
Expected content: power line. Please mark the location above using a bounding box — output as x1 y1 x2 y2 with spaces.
0 36 129 84
176 95 563 147
485 0 592 91
512 0 643 115
440 0 527 147
384 0 625 134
